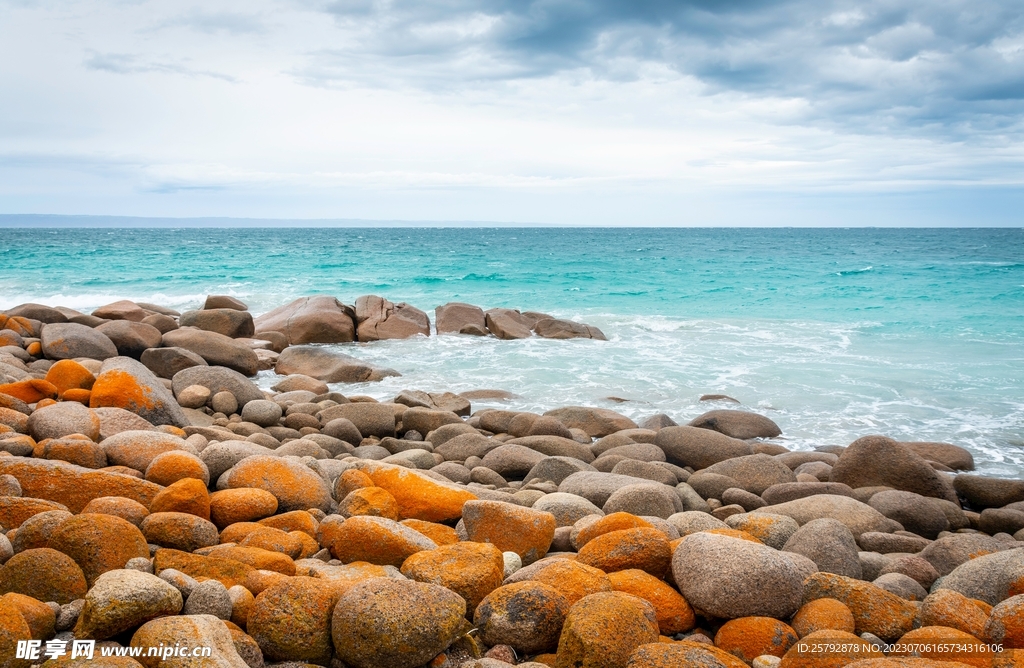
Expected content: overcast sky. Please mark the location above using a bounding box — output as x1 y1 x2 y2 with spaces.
1 0 1023 225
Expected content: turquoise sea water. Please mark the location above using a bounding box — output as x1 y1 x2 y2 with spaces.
2 227 1023 475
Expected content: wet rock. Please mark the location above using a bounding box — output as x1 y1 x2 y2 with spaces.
484 309 533 340
275 346 398 383
544 406 637 437
533 318 606 340
40 322 119 360
435 302 488 336
180 308 255 339
254 296 356 345
689 409 782 440
355 295 430 341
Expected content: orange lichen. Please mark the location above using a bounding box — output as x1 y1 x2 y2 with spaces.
239 526 304 559
715 616 800 663
145 451 209 486
47 513 150 585
574 512 654 548
1 593 56 640
576 527 673 578
528 559 613 606
209 488 278 529
920 590 989 639
704 527 765 543
463 500 556 564
608 569 696 635
39 436 107 469
247 576 343 665
320 516 435 567
154 548 255 589
0 496 69 529
359 462 478 522
984 596 1024 649
61 388 92 405
141 511 218 552
0 379 58 404
44 360 96 395
627 641 750 668
891 627 991 668
257 510 319 538
0 548 88 604
474 581 570 655
339 485 400 521
791 598 857 638
149 478 211 519
334 468 374 500
779 629 884 668
555 591 660 668
401 518 460 546
401 541 505 611
88 369 157 412
0 456 162 512
802 571 918 642
80 496 150 526
205 545 297 576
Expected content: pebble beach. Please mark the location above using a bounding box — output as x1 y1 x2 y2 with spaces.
1 292 1024 668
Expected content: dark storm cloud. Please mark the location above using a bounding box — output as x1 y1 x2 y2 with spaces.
308 0 1024 134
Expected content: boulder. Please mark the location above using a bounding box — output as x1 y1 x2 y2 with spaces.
179 308 255 338
525 457 597 486
219 455 333 513
162 327 259 376
394 390 472 416
544 406 637 438
171 365 264 407
802 572 917 641
934 547 1024 605
331 578 466 668
953 474 1024 509
672 532 806 619
829 435 958 503
485 309 533 340
354 460 479 522
319 402 396 438
782 518 862 579
204 295 248 311
92 300 147 321
400 407 463 435
867 490 950 539
533 318 606 340
401 541 505 611
725 512 800 550
130 613 249 668
474 581 569 654
355 295 430 340
900 441 974 471
533 492 604 527
759 494 901 538
247 576 341 665
555 592 659 668
603 483 682 519
140 346 207 379
95 320 163 360
704 454 797 495
0 457 162 513
5 303 68 323
654 426 752 469
254 295 356 344
89 356 188 427
559 471 658 508
576 527 672 577
40 322 118 360
0 547 88 604
462 500 556 564
689 409 782 440
47 513 149 585
761 482 857 506
27 401 101 441
435 302 488 336
481 444 547 479
74 569 183 640
275 345 399 382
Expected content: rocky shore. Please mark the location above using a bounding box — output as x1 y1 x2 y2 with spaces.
1 296 1024 668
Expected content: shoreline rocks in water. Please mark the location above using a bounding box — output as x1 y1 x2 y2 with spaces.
0 295 1020 668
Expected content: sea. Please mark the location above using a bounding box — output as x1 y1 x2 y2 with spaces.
2 227 1022 476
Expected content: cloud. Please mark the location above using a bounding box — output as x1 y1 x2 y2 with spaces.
150 9 268 35
83 51 239 82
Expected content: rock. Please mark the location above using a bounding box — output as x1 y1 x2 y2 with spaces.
181 578 232 619
48 513 150 585
338 486 400 520
705 454 797 495
603 483 682 519
102 429 191 472
6 303 68 323
725 512 799 550
689 409 782 440
272 374 329 394
353 460 479 522
856 532 929 554
867 491 949 539
92 300 147 321
782 518 862 579
142 512 219 552
162 327 259 376
205 295 248 311
777 629 882 668
639 414 678 431
401 541 504 611
627 642 749 668
0 456 162 513
436 302 488 336
180 309 255 338
330 578 466 668
525 457 597 486
474 581 568 654
481 444 547 479
872 573 927 601
981 593 1024 647
919 532 1007 576
484 309 533 339
27 401 101 441
89 356 188 427
93 406 160 438
935 547 1024 605
761 482 857 506
95 321 163 359
802 572 918 641
533 318 606 340
829 436 957 503
555 591 659 668
130 613 249 667
209 488 279 528
606 568 694 636
44 359 96 396
0 595 32 668
177 384 211 409
654 426 753 469
220 456 333 513
577 527 672 577
82 497 149 526
953 474 1024 509
508 435 596 462
275 346 398 383
320 402 397 438
673 532 806 619
759 494 902 538
395 390 472 416
981 507 1024 535
0 547 88 604
320 515 437 566
74 569 182 639
559 471 662 508
255 296 356 345
790 598 856 638
246 576 340 665
40 322 119 360
462 500 556 564
544 406 637 437
900 441 974 471
171 365 264 408
140 348 207 381
533 493 604 527
354 295 430 340
714 617 799 663
401 407 462 435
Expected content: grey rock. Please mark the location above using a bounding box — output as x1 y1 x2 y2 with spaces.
953 474 1024 509
532 493 604 527
254 295 356 344
600 443 666 463
760 494 902 538
543 406 637 438
240 400 283 428
141 347 208 379
162 327 259 376
667 511 729 537
559 471 660 508
878 554 939 589
75 568 183 640
868 490 950 539
639 414 678 430
183 578 233 619
435 302 488 336
40 322 119 360
401 407 463 436
507 435 595 462
782 518 862 579
602 482 682 519
611 459 677 486
158 568 199 598
859 552 891 581
432 461 473 484
172 365 265 407
687 471 740 500
919 532 1010 575
532 318 606 340
426 422 480 448
525 457 597 486
654 426 752 469
761 482 858 506
276 345 398 383
96 320 163 359
704 454 797 495
675 483 712 513
722 487 767 511
318 402 396 438
180 309 255 339
322 418 363 445
934 546 1024 604
775 452 839 469
271 374 330 395
481 444 547 479
980 508 1024 535
56 599 85 632
900 441 975 471
689 409 782 440
200 440 277 481
28 401 100 441
873 572 928 600
204 295 248 311
857 532 930 554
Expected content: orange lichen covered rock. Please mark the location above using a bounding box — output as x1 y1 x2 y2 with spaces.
920 589 990 640
61 388 92 404
239 526 304 559
149 477 210 519
0 314 33 336
334 468 374 500
0 496 69 528
44 359 96 395
339 486 400 521
257 510 319 538
576 527 672 578
527 558 613 606
39 436 107 469
244 569 290 597
141 511 219 552
219 522 265 544
320 516 437 566
88 363 186 429
626 641 749 668
779 630 884 668
715 616 799 663
205 545 297 576
802 571 918 641
144 450 210 486
220 455 332 513
462 499 556 565
474 581 570 655
704 527 764 543
985 594 1024 649
2 592 56 640
401 518 460 546
608 569 695 635
154 548 255 589
791 598 857 638
845 660 976 668
331 578 468 668
574 512 654 549
47 513 149 585
130 614 248 668
80 496 150 526
0 379 58 404
290 530 320 559
247 576 343 665
401 541 505 611
556 591 660 668
353 460 478 522
209 488 278 529
0 457 162 512
0 595 32 668
101 430 189 472
0 548 88 604
891 627 992 668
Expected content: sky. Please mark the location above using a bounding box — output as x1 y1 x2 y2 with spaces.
1 0 1023 226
